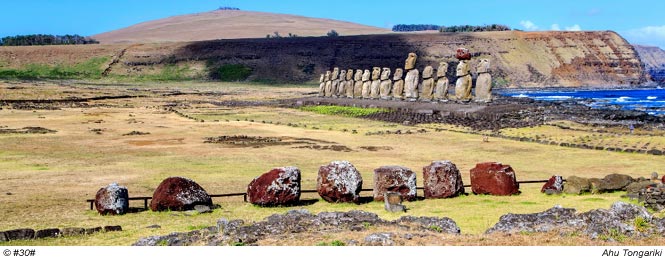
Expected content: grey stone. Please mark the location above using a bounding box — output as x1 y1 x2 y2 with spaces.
61 227 85 237
384 191 406 212
194 204 213 214
35 228 60 239
364 232 395 246
4 229 35 240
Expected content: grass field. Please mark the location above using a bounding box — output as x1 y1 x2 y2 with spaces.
1 80 664 246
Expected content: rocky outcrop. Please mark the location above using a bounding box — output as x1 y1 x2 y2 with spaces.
470 162 519 196
486 202 653 239
633 45 665 82
317 161 363 203
94 183 129 215
423 161 465 199
373 166 417 201
149 177 213 211
247 166 301 206
133 209 460 246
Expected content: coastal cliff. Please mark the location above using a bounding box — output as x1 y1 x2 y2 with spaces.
0 31 651 87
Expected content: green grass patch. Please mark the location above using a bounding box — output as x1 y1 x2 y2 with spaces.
0 57 108 79
211 64 252 81
300 105 390 118
316 240 346 246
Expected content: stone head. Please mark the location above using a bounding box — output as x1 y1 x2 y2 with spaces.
354 69 363 81
455 60 470 76
339 70 347 80
362 69 371 81
393 68 403 80
380 67 391 80
436 62 448 78
477 59 490 73
371 67 381 80
324 71 331 81
405 52 417 70
332 67 339 79
346 69 354 80
423 65 434 79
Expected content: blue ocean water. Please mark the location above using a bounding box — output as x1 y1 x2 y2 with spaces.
498 88 665 116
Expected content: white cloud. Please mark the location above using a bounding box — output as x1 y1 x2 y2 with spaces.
623 25 665 48
551 24 561 31
520 20 538 31
565 24 582 31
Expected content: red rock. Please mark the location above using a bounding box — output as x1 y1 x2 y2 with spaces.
662 175 665 183
423 161 465 198
149 177 212 211
470 162 520 195
373 166 416 201
317 161 363 203
541 175 564 194
456 48 471 60
247 166 301 206
94 183 129 215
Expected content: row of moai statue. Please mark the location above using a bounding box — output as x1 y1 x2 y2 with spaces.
317 48 493 103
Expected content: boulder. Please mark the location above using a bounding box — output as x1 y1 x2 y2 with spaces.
364 232 395 246
541 175 564 194
423 160 465 198
626 180 655 195
149 177 213 211
61 227 85 236
247 166 301 206
601 173 634 191
35 228 60 239
563 176 590 194
104 226 123 232
470 162 519 196
0 231 7 242
317 161 363 203
373 166 417 201
384 191 406 212
94 182 129 215
4 229 35 240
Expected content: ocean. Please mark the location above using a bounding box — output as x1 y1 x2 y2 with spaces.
498 87 665 116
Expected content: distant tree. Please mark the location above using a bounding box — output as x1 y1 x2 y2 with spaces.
392 24 441 32
326 30 339 37
439 24 511 32
287 33 299 38
217 7 240 10
0 34 99 46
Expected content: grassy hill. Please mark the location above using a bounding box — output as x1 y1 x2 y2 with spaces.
92 9 391 43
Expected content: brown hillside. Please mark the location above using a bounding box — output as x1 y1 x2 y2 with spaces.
0 31 648 87
92 10 391 43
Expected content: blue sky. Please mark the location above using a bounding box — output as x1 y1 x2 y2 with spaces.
2 0 665 48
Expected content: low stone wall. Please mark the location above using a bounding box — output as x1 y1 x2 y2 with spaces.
639 185 665 211
0 226 121 242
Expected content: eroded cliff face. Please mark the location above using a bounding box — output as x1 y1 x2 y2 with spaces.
633 45 665 82
0 31 650 87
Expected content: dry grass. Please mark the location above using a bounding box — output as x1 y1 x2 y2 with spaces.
1 80 664 246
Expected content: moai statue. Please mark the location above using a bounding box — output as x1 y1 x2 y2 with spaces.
475 59 492 102
337 70 347 98
379 68 392 100
331 67 340 98
324 70 333 97
454 48 472 102
419 65 435 102
353 69 363 98
345 68 354 98
318 73 325 97
361 69 371 99
434 62 449 102
369 67 381 99
392 68 404 100
404 53 419 101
